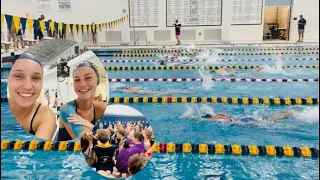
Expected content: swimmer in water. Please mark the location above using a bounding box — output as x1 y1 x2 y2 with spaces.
117 86 189 96
251 65 278 75
159 60 168 66
182 110 297 122
210 66 238 76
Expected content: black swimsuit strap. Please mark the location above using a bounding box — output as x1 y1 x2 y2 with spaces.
30 103 42 134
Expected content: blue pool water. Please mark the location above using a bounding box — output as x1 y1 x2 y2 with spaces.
1 46 319 179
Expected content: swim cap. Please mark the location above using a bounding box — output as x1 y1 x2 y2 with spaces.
210 70 216 74
16 52 43 69
73 61 100 85
201 114 213 119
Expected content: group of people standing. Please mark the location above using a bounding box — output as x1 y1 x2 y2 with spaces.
81 121 154 178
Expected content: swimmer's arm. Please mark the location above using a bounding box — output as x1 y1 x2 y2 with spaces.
269 110 296 121
88 146 96 166
60 104 90 138
35 108 56 141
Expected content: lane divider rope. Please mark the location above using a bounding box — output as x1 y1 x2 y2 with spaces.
3 57 319 64
2 78 318 84
1 140 318 159
2 65 317 71
110 52 319 57
1 97 318 105
101 57 319 63
104 65 319 71
121 47 319 53
104 97 319 105
108 78 319 83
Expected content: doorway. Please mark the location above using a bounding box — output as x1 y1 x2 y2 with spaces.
263 6 291 41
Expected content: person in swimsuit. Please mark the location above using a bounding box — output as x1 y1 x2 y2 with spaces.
91 23 98 46
251 65 278 75
211 66 238 76
142 128 154 158
57 61 107 141
81 132 96 167
182 110 297 122
7 53 56 140
173 20 181 45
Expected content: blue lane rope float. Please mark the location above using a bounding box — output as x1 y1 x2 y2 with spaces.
103 65 319 71
1 97 318 105
1 140 318 159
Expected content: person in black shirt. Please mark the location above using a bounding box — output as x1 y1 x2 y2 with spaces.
34 18 44 41
93 130 117 173
59 23 66 39
173 20 181 45
297 15 306 42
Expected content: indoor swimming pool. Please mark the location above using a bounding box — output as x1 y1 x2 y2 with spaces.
1 45 319 179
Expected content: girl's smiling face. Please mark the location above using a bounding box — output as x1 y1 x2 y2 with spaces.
8 59 43 108
73 67 98 100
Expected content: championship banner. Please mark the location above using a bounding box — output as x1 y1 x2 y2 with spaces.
57 0 72 12
36 0 53 12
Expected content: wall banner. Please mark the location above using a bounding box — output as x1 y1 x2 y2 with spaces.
36 0 53 12
57 0 72 12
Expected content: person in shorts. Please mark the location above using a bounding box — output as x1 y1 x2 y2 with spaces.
8 22 16 44
16 26 24 49
297 15 306 42
173 20 181 45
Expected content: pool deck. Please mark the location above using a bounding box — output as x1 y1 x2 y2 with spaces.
85 41 319 49
1 41 319 60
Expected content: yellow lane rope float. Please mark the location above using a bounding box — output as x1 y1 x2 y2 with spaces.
1 140 318 159
104 65 319 71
